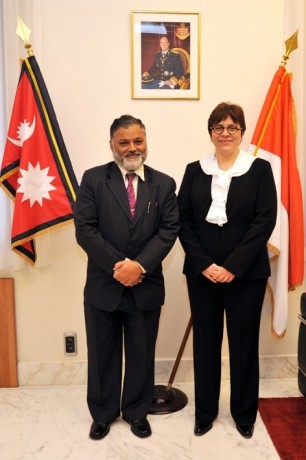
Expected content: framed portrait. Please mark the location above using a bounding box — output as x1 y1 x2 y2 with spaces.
131 11 200 100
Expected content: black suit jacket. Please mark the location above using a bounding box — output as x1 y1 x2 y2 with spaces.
74 162 180 311
178 158 277 280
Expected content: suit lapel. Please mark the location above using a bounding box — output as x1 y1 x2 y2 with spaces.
203 173 213 209
106 163 131 219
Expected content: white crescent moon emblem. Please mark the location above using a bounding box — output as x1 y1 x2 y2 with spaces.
8 116 36 147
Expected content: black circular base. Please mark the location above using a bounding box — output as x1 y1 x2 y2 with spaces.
149 384 188 414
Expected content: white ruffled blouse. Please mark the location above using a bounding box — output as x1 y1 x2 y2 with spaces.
199 150 256 227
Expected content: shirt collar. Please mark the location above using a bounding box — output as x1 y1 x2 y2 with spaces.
117 163 145 181
200 149 255 177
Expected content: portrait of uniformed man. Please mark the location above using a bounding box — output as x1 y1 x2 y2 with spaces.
141 36 184 89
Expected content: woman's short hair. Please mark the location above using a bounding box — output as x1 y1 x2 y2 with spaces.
207 102 246 136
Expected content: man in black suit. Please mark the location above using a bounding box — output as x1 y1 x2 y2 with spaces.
142 36 184 89
73 114 180 440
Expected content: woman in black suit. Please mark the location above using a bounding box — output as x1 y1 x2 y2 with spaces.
178 102 277 439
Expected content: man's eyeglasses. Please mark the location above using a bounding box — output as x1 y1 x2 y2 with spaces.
210 125 243 135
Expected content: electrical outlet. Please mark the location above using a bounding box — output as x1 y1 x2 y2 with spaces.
64 332 77 356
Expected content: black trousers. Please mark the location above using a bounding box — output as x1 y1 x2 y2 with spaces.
84 289 161 422
186 276 267 425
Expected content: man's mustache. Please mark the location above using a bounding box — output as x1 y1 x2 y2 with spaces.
124 152 142 157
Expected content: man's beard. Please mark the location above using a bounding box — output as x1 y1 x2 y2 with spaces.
113 149 147 171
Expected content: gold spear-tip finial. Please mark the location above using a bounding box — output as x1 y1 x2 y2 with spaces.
16 16 34 56
281 30 298 67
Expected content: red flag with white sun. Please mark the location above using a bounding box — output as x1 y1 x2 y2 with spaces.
0 55 79 265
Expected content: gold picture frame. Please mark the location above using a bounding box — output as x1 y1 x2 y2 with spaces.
131 11 200 100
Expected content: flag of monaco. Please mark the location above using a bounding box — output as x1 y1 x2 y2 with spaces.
249 65 304 337
0 55 79 265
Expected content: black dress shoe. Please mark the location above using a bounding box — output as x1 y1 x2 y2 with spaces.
194 421 213 436
123 417 152 438
236 423 254 438
89 421 111 440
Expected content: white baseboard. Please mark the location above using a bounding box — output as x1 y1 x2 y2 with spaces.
17 355 298 386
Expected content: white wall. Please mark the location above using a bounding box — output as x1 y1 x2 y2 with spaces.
1 0 305 376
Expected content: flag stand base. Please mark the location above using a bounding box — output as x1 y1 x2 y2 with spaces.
149 384 188 414
149 317 192 414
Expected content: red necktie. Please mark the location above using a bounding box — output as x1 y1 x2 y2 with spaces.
126 173 136 217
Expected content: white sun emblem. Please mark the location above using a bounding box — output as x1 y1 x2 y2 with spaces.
17 162 56 206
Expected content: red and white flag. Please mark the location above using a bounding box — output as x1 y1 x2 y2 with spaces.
0 55 78 265
249 65 304 337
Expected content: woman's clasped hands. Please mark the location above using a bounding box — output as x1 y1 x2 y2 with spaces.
203 263 235 283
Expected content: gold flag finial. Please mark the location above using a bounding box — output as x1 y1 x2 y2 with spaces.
281 30 298 67
16 16 34 56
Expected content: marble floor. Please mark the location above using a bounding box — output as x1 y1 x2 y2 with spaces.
0 378 301 460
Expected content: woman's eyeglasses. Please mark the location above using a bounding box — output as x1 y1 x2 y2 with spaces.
210 125 243 135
